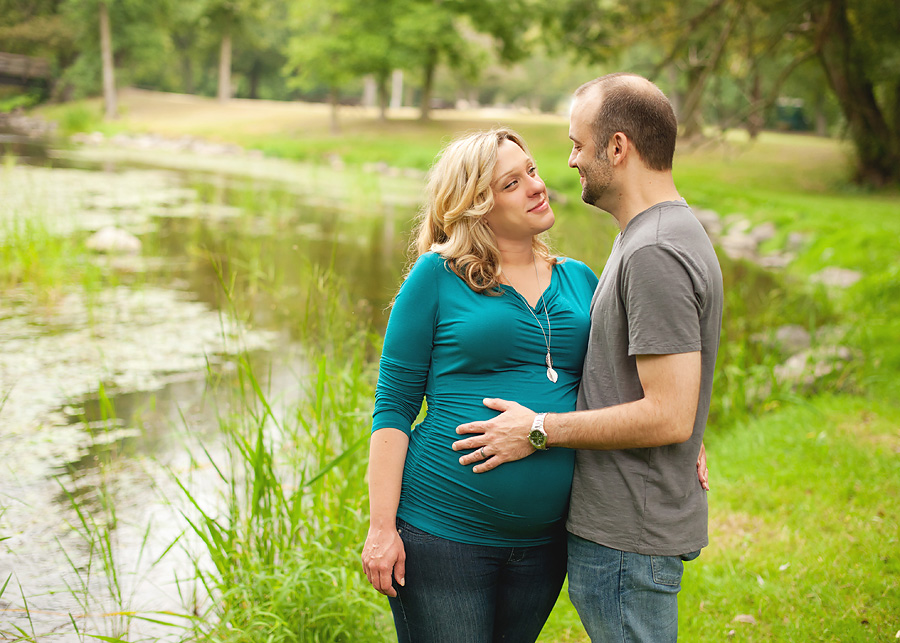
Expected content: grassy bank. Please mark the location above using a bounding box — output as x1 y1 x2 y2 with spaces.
29 91 900 641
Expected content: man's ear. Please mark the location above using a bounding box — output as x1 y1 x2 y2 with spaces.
610 132 629 165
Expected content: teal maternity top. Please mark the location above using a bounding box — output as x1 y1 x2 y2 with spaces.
372 252 598 546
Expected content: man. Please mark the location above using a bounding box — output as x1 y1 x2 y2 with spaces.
453 73 723 642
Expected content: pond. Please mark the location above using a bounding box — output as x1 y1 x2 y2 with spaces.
0 142 423 639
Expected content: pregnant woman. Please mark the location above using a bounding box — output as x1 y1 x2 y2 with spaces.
361 128 598 643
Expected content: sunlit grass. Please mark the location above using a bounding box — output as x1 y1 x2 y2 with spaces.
681 396 900 641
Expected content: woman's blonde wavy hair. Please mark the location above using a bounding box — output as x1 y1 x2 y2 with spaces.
411 128 555 294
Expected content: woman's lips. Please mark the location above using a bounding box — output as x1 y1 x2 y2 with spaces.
529 198 549 213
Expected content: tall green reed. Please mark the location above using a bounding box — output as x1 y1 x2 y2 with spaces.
175 257 389 642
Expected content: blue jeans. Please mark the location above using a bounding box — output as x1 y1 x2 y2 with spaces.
567 533 700 643
387 518 567 643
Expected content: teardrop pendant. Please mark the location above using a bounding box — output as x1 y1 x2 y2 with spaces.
545 352 558 382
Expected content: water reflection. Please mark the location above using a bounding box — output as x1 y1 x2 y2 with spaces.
0 121 50 164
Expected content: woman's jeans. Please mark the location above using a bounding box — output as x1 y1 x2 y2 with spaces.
387 518 567 643
567 533 701 643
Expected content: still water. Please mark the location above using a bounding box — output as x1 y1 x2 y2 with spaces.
0 144 420 639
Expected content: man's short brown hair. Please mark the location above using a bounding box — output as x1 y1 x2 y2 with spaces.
575 73 677 171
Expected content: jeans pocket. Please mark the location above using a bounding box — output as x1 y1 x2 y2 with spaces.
396 518 441 544
649 554 684 587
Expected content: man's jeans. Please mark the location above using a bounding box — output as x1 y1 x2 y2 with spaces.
387 518 567 643
567 533 700 642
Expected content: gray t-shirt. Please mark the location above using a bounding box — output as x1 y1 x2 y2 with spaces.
567 200 723 556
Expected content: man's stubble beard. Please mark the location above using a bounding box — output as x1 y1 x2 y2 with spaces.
580 152 613 208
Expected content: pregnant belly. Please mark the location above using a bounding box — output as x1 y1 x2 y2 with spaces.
401 434 575 542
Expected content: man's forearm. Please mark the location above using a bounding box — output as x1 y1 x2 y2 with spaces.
546 352 701 449
544 396 692 450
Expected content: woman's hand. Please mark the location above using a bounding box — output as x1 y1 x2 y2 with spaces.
362 525 406 597
697 442 710 491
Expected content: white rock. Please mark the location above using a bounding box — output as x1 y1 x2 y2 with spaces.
85 226 142 254
775 325 812 353
749 221 777 244
810 267 863 288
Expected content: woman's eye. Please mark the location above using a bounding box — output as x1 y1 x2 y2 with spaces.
528 166 537 175
504 180 518 189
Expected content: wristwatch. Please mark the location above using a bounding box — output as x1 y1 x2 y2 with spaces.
528 413 549 450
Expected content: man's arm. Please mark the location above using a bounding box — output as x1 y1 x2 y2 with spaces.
453 351 701 473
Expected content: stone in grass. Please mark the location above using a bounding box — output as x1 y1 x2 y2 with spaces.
733 614 758 625
85 226 142 254
810 266 863 288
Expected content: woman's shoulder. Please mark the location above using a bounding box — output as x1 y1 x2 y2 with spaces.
401 252 451 290
407 251 449 278
555 256 598 284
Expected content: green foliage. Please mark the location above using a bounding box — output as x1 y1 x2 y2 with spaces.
285 0 380 93
0 91 42 112
55 102 103 133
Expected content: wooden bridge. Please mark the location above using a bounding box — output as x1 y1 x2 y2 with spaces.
0 52 51 87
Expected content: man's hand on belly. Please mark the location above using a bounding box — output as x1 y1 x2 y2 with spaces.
453 398 536 473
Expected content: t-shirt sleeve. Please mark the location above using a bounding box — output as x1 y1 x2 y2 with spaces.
371 254 440 434
621 245 702 356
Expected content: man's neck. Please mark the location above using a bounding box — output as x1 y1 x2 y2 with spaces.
608 171 681 230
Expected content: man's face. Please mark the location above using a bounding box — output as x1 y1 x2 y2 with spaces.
568 96 614 209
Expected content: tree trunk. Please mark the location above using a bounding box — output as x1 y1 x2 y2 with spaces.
746 70 763 140
181 54 195 94
362 74 377 108
377 73 390 121
814 93 828 136
419 49 437 121
218 30 232 102
329 87 340 134
98 1 117 120
814 0 900 185
680 4 740 140
390 69 403 109
248 61 261 99
680 67 704 140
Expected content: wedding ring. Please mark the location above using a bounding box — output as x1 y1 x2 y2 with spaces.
480 446 487 459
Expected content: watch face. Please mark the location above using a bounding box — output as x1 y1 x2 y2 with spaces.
529 429 547 449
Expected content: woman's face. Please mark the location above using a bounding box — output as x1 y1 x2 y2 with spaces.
484 139 554 243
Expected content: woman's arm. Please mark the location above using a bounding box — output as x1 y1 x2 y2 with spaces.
362 428 410 597
363 254 439 595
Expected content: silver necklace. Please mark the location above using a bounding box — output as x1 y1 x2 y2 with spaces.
506 254 558 383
